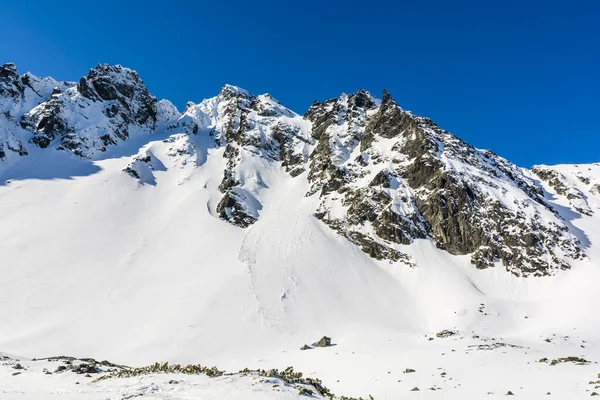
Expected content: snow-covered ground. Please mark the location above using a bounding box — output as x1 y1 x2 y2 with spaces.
0 127 599 398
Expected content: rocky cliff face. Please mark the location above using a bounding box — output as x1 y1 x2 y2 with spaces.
21 64 168 157
179 84 312 227
0 63 591 276
0 63 75 161
302 90 583 275
0 63 179 161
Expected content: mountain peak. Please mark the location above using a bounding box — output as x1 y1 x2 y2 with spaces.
0 62 23 99
87 63 138 80
0 62 19 76
77 64 149 103
219 84 252 99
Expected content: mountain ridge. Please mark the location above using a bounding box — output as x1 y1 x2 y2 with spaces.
0 62 596 277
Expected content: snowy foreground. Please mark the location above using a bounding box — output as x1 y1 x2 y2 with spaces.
0 355 332 399
2 334 600 399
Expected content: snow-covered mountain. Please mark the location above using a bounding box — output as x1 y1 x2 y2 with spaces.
1 63 599 399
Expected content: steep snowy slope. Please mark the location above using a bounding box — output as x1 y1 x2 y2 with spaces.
1 64 599 399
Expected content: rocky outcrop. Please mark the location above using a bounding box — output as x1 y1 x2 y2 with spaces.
0 63 75 161
181 84 313 227
532 165 594 216
0 63 23 99
304 89 583 276
21 64 159 157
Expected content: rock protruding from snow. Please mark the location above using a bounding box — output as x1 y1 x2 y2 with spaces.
0 63 75 162
0 63 23 100
123 150 166 185
532 164 598 217
181 84 313 227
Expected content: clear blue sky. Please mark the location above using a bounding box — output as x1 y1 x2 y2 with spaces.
1 0 598 167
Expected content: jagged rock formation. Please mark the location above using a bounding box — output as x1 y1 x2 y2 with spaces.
0 62 74 161
304 90 582 275
21 64 168 157
179 84 312 227
1 63 178 161
0 62 592 276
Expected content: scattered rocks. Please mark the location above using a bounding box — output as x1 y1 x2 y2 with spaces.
403 368 416 374
300 345 312 351
73 363 101 374
469 342 527 352
539 356 591 366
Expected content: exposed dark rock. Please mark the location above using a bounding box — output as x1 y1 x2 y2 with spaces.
436 330 457 338
315 336 332 347
25 64 158 157
303 88 583 275
0 63 23 98
216 191 257 228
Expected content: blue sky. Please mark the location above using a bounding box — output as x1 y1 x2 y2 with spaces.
1 0 598 167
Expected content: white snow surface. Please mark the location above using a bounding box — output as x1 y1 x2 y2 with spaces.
0 75 600 398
